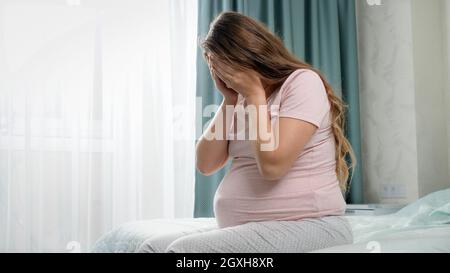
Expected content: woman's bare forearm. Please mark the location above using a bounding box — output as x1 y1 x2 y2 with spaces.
245 94 280 178
246 92 317 181
196 98 235 175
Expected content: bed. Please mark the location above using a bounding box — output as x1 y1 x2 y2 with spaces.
91 188 450 253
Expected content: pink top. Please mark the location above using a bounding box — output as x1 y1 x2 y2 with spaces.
213 69 346 228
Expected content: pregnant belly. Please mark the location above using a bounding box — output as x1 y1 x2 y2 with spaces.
213 158 346 228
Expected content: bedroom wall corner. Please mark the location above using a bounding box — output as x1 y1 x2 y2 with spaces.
411 0 450 196
356 0 420 204
444 0 450 189
357 0 450 205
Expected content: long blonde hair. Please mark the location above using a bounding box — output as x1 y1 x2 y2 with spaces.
200 11 356 192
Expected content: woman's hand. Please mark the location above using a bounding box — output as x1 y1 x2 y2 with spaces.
210 55 266 101
205 53 238 105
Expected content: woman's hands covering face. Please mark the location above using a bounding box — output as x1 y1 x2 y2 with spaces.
205 53 238 104
208 54 265 100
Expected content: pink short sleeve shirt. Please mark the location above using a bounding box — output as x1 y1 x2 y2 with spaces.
213 69 346 228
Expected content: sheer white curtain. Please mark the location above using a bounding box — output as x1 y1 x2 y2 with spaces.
0 0 198 252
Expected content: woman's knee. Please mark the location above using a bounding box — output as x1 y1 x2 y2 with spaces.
165 229 227 253
137 233 184 253
136 238 161 253
165 234 200 253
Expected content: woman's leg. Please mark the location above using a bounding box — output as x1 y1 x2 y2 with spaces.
136 223 218 253
165 216 353 253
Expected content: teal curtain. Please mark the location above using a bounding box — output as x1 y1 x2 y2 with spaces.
194 0 363 217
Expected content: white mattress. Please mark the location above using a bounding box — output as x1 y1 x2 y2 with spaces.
91 188 450 253
313 225 450 253
91 218 218 253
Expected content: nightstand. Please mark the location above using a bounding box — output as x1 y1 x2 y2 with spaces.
345 204 406 216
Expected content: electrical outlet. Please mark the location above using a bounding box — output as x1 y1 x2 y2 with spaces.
380 183 407 199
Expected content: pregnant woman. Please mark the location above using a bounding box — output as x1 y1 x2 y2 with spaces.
139 11 355 253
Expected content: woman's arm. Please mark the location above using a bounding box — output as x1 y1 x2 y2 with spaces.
246 93 317 180
196 53 238 175
196 98 235 175
211 56 318 180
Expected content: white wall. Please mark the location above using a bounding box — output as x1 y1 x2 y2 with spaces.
356 0 450 204
445 0 450 187
356 0 419 203
411 0 449 197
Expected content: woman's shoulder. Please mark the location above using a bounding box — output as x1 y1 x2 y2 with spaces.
281 68 323 90
276 68 330 127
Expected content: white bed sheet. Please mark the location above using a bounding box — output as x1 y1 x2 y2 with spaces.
91 218 217 253
91 188 450 253
313 225 450 253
